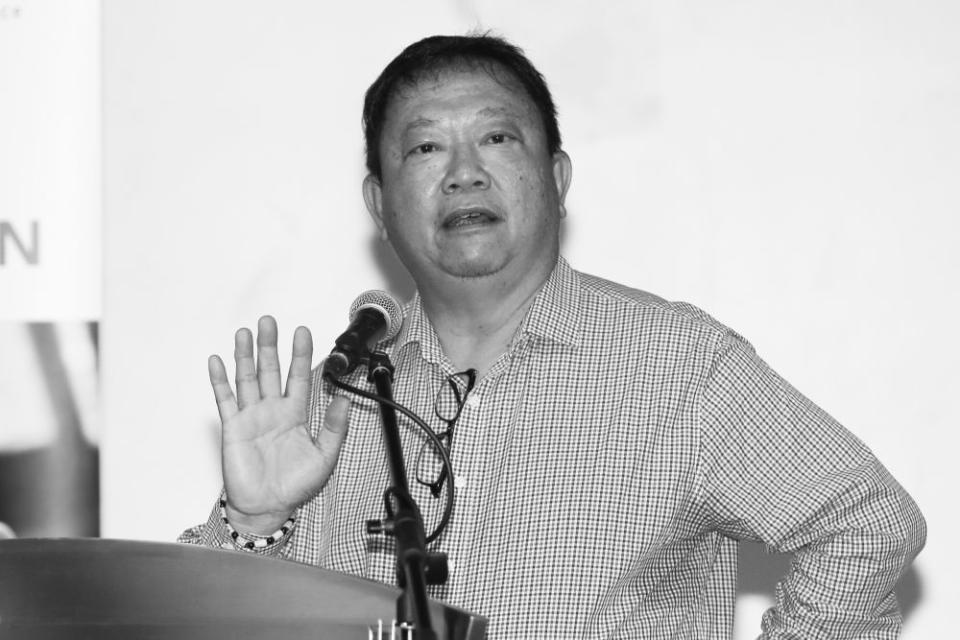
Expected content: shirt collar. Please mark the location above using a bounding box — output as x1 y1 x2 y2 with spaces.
392 290 445 366
516 256 582 348
389 256 583 363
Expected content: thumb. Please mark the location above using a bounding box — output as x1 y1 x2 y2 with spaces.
314 396 350 466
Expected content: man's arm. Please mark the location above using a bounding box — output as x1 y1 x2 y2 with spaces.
700 332 926 639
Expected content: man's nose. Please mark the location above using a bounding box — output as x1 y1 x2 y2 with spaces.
442 144 489 194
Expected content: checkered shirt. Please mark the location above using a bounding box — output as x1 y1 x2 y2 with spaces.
181 257 925 639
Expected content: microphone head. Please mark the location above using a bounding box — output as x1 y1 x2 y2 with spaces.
348 290 404 342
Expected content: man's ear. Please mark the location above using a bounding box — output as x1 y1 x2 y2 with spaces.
552 150 573 218
362 174 389 241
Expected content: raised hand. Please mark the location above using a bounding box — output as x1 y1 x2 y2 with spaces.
208 316 349 535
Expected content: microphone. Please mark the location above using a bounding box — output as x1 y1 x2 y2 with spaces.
322 290 404 379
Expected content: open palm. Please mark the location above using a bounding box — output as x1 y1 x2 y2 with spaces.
208 316 349 535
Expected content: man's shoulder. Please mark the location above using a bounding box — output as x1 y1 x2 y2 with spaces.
574 270 735 344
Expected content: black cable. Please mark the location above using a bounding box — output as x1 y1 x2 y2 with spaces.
324 373 455 544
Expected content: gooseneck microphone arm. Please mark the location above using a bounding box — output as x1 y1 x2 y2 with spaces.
322 290 448 638
365 352 444 640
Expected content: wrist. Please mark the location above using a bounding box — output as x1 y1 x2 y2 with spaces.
220 498 296 549
223 503 289 536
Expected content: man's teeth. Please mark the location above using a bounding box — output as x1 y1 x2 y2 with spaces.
447 211 492 227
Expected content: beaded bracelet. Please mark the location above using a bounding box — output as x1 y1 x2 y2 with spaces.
219 498 296 550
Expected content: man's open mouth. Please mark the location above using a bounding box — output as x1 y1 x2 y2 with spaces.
442 208 500 229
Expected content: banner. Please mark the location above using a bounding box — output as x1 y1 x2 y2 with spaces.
0 0 100 537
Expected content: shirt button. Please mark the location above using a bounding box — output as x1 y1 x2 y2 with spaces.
454 474 468 491
464 394 482 409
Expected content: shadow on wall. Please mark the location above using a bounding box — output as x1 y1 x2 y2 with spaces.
370 233 416 302
738 541 923 622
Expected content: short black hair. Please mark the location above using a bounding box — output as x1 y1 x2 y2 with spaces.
362 34 562 180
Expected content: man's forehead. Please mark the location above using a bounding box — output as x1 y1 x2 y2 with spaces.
401 106 528 132
386 69 536 125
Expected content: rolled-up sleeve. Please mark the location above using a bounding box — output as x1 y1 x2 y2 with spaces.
700 332 926 639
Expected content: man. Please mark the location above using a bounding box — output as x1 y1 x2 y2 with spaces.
181 34 925 638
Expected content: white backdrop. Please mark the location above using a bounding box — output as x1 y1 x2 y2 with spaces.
102 1 958 637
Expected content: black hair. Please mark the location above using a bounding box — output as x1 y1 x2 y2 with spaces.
362 34 562 180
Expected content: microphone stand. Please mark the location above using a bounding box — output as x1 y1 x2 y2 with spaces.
364 351 447 640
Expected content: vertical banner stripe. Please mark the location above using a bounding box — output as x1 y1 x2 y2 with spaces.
0 0 101 538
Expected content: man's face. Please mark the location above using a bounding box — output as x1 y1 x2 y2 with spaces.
364 66 571 290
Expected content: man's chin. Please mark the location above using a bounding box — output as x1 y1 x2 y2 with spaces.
448 265 502 279
441 257 505 280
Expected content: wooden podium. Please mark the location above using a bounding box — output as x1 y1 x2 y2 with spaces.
0 538 486 639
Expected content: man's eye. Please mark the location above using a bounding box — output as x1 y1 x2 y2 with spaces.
488 133 508 144
413 143 437 154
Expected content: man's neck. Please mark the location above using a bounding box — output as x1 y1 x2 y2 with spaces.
420 260 556 376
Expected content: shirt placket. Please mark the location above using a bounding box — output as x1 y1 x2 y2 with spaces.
436 338 535 606
433 372 486 600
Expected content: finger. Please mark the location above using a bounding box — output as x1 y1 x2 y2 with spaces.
314 396 350 468
284 325 314 405
256 315 282 398
208 355 239 424
234 327 260 409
